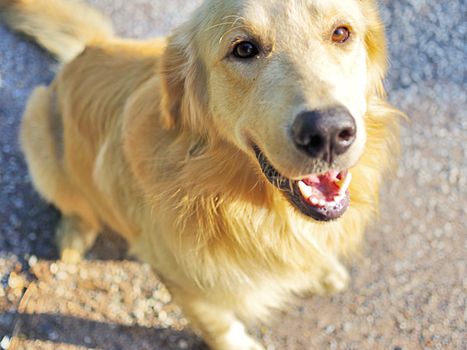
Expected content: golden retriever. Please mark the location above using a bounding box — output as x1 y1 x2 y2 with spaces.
0 0 401 348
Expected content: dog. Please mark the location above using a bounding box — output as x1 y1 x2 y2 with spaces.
0 0 401 349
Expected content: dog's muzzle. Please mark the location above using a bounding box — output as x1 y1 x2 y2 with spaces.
291 107 356 165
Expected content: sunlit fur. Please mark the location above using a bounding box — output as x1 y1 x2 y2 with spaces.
1 0 401 349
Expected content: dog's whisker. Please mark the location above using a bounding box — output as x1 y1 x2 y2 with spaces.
221 15 246 21
219 25 249 43
205 16 245 36
203 21 237 33
229 16 244 28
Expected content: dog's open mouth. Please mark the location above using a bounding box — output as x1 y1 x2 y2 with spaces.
253 146 351 221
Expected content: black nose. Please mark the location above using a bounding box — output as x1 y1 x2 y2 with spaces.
291 107 356 163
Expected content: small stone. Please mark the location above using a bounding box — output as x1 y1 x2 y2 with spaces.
50 263 59 274
0 336 10 350
343 322 352 332
8 272 25 290
28 255 38 267
158 310 167 322
178 339 188 349
49 331 59 341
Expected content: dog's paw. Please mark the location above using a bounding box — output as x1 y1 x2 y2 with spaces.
55 216 98 264
60 247 84 264
239 337 264 350
56 226 87 264
322 263 349 294
303 262 350 296
212 320 265 350
215 336 264 350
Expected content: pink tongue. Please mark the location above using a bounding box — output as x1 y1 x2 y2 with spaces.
302 171 341 201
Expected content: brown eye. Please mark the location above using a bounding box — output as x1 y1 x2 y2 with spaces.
332 26 351 43
233 41 260 59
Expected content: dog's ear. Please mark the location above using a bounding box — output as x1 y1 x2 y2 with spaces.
363 2 389 97
160 29 208 132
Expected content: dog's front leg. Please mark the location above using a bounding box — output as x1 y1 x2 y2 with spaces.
169 287 264 350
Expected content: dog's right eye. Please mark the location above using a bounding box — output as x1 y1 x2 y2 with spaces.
232 41 260 59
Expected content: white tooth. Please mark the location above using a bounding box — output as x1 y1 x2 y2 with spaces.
339 172 352 195
298 181 312 199
311 197 319 205
319 199 326 207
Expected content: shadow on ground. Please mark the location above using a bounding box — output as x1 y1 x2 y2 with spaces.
8 312 207 350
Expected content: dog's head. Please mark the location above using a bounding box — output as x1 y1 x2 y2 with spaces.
160 0 388 222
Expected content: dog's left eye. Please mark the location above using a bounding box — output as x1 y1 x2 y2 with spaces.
332 26 351 44
232 41 260 59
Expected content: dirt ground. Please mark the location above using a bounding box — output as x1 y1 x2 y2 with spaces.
0 1 465 349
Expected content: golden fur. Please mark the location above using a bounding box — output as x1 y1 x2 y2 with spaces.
1 0 401 349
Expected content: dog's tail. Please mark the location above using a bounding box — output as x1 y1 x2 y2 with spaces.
0 0 114 62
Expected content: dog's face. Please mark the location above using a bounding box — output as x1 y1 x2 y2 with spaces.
161 0 387 221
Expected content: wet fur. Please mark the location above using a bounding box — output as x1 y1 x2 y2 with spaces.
1 0 401 349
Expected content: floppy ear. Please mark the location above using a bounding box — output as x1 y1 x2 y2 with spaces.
159 29 208 132
363 1 389 97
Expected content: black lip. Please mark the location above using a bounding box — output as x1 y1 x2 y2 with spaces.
253 146 349 222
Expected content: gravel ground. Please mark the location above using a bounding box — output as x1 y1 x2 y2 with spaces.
0 0 466 349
